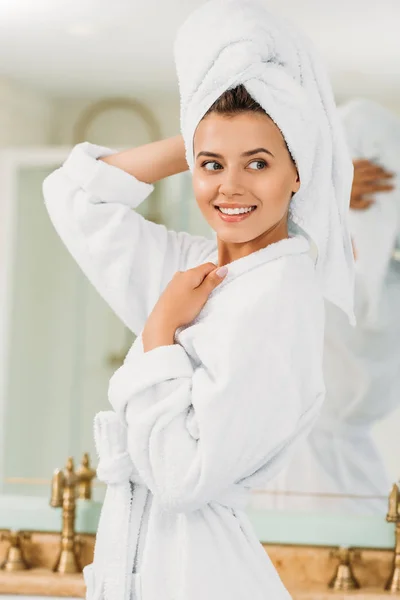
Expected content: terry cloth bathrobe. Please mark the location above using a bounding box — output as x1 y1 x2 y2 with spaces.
43 1 355 599
256 99 400 514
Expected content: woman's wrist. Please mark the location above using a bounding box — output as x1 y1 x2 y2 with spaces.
100 135 188 184
142 319 176 353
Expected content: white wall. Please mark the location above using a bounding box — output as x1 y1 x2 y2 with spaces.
0 75 181 149
48 92 180 145
0 77 53 146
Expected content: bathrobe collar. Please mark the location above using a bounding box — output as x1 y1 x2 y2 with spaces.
208 235 311 290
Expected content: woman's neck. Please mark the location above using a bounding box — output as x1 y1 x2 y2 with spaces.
217 217 289 266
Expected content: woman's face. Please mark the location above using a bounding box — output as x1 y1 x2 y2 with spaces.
192 111 300 244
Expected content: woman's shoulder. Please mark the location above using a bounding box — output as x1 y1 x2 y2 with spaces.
243 238 321 304
236 249 323 340
269 251 323 319
206 246 322 333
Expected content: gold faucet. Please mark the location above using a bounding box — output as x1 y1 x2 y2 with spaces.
386 482 400 592
76 453 96 500
328 547 360 590
50 455 95 574
0 531 31 571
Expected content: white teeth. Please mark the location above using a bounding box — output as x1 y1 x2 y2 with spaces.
218 206 255 215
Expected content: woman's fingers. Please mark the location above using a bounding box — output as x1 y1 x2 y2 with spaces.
357 169 394 183
351 158 395 211
353 159 374 170
370 182 395 193
353 158 394 180
350 195 375 210
187 262 218 288
353 181 395 195
202 265 228 292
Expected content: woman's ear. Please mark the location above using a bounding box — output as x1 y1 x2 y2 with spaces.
292 172 301 193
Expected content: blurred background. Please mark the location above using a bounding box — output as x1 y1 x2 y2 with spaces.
0 0 399 519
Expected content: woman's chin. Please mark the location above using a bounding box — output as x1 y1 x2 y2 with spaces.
213 226 258 245
205 214 266 245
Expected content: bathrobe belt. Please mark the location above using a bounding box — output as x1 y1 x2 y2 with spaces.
92 411 249 600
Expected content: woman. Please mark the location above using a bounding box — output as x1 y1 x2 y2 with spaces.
43 1 354 599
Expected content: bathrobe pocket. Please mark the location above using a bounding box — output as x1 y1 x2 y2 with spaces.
83 563 103 600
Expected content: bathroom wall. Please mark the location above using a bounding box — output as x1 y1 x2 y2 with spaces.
0 77 53 146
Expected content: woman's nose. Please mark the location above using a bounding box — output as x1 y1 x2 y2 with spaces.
218 171 245 197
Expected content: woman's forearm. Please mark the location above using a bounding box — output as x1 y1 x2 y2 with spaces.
99 135 189 184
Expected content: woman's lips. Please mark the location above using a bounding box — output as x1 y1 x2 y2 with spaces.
215 206 257 223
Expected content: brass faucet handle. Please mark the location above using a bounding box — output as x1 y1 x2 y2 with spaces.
50 468 64 508
387 483 400 522
0 530 10 543
386 517 400 592
330 547 361 562
14 531 31 544
76 453 96 480
76 453 97 500
330 546 349 562
329 546 361 591
64 457 79 486
1 530 31 544
0 530 31 571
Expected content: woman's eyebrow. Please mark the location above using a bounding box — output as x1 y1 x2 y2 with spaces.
196 147 274 160
196 151 223 159
242 147 274 158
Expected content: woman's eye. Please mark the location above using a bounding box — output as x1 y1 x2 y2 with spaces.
203 161 222 171
248 160 267 170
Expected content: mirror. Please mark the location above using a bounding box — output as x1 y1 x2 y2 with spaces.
0 0 399 547
252 98 400 516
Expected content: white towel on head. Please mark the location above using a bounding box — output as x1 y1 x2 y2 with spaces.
339 98 400 329
174 0 355 323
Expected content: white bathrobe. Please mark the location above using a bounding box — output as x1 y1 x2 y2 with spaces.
43 142 325 600
255 99 400 514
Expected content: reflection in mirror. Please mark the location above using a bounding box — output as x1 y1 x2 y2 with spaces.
255 100 400 515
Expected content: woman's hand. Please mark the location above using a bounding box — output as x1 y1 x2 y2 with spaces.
351 159 394 210
142 262 228 352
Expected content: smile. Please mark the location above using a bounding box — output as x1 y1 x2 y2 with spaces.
214 205 257 222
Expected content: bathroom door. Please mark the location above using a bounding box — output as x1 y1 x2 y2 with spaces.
0 150 130 497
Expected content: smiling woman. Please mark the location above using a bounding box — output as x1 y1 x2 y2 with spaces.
41 1 355 599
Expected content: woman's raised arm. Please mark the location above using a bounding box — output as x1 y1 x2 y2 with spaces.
43 140 215 335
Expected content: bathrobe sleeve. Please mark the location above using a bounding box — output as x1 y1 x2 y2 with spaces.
109 265 325 512
339 100 400 328
42 142 214 335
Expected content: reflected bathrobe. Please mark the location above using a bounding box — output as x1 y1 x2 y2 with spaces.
43 142 325 600
255 99 400 514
